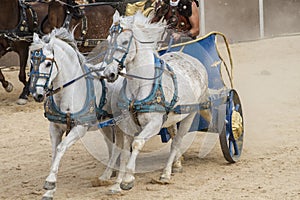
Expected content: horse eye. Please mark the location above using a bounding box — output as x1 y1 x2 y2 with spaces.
46 62 52 68
122 41 129 46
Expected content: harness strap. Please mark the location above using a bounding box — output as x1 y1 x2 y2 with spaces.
66 112 72 135
62 8 100 47
44 65 109 126
129 99 141 127
62 10 73 29
118 55 178 115
0 0 39 41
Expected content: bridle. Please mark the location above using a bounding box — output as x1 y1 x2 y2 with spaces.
104 23 165 80
29 49 57 95
104 23 133 71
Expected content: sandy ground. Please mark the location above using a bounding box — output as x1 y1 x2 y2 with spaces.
0 35 300 200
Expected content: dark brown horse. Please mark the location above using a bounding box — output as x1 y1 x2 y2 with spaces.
46 0 116 53
45 0 156 55
0 0 49 104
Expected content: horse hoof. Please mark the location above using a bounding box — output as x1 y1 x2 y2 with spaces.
120 181 134 190
42 196 53 200
43 181 56 190
107 188 122 195
158 177 171 184
107 183 123 194
16 98 28 105
5 82 13 92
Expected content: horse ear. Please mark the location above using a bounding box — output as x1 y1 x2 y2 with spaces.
113 10 120 24
33 33 40 43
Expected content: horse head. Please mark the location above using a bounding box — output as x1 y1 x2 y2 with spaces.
102 11 165 82
47 0 82 30
29 32 58 102
29 28 83 102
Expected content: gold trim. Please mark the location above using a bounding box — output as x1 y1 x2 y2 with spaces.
232 110 243 140
143 7 154 17
125 1 147 16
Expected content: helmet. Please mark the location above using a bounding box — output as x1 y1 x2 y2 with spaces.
170 0 180 6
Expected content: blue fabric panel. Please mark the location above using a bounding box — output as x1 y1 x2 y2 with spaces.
158 34 225 90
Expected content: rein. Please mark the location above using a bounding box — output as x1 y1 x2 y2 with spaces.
56 0 146 9
46 67 105 96
30 49 105 96
118 65 165 81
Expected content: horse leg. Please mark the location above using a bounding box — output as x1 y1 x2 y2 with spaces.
16 45 29 104
120 115 163 190
42 125 87 200
40 124 63 200
48 124 64 166
160 113 196 183
96 127 121 186
167 124 183 173
108 131 133 194
0 69 13 92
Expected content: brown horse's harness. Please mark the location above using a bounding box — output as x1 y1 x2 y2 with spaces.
56 1 90 46
0 0 39 43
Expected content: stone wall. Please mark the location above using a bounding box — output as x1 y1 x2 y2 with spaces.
204 0 300 42
204 0 260 43
264 0 300 37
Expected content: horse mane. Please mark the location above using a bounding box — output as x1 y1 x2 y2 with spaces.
121 11 166 44
30 27 85 65
49 27 86 65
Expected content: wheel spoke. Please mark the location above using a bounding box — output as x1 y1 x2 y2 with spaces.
232 139 239 156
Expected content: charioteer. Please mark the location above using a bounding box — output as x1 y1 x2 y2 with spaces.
151 0 200 43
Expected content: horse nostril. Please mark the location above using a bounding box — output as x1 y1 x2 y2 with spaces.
109 73 116 81
36 94 44 102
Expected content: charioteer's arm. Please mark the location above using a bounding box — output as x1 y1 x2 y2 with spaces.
187 1 199 38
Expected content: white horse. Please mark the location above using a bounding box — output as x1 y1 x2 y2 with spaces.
102 12 210 190
29 27 131 199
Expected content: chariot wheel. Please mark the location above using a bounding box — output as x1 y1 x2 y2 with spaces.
219 89 244 163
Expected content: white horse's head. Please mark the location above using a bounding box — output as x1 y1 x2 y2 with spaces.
103 11 166 82
29 28 82 102
29 33 55 102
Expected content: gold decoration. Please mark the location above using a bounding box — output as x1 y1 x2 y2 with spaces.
125 1 147 16
143 7 154 17
156 96 161 103
211 60 222 67
231 110 243 140
125 0 154 17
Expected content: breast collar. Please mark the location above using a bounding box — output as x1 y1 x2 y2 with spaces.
44 65 109 127
117 54 178 114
